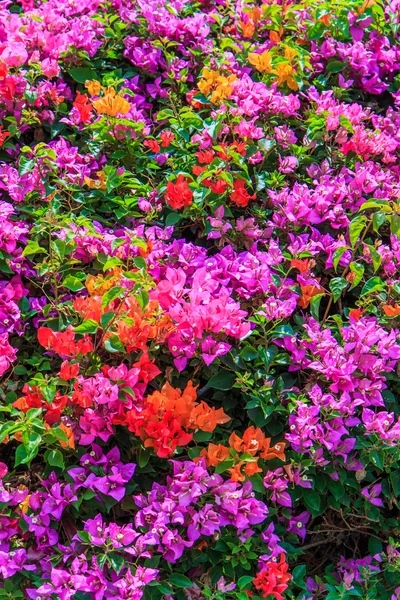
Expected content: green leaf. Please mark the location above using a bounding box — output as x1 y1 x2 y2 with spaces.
303 489 321 514
360 277 386 297
22 241 47 257
100 312 115 329
101 286 123 310
62 275 85 291
359 199 390 212
68 67 97 83
291 564 307 581
45 449 65 469
372 211 387 233
249 473 265 494
390 471 400 497
207 370 236 390
104 335 125 353
74 319 98 334
239 345 259 361
366 245 382 273
169 574 193 588
339 115 354 134
349 215 367 248
349 262 364 289
329 277 347 301
108 554 124 575
133 256 146 270
333 246 349 271
165 212 181 226
325 60 345 73
237 576 254 591
310 293 324 320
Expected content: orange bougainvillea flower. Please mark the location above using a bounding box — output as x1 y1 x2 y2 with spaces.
85 79 102 96
199 443 230 467
297 283 324 309
290 259 312 273
84 171 107 191
244 461 263 477
248 51 273 73
125 381 230 458
383 304 400 317
197 69 236 104
58 423 75 449
19 494 31 514
93 91 130 117
240 20 255 38
273 63 299 91
228 461 246 482
189 402 230 432
260 440 286 462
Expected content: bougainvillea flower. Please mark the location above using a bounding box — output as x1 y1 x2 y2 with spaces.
165 175 193 210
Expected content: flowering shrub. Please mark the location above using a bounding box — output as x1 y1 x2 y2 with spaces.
1 0 400 598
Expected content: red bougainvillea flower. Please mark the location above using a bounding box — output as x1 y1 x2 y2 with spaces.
58 361 80 381
0 126 10 148
253 554 292 599
144 139 160 152
165 175 193 209
349 307 364 321
73 91 93 123
37 327 93 358
230 180 256 207
160 130 174 147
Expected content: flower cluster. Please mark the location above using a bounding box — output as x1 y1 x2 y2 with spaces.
0 0 400 598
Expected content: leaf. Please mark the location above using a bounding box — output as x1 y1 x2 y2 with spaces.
291 564 307 580
207 370 236 390
104 336 125 353
390 471 400 497
366 245 382 273
45 449 65 469
62 275 85 291
169 574 193 588
329 277 347 301
108 554 124 575
133 256 146 270
68 67 97 83
74 319 98 334
349 215 367 248
325 60 345 73
101 286 123 310
303 489 321 513
372 211 387 233
332 246 349 271
349 262 364 289
22 241 47 257
237 576 254 591
165 212 181 227
100 312 115 329
359 199 391 212
360 277 386 297
239 345 259 361
310 293 324 320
